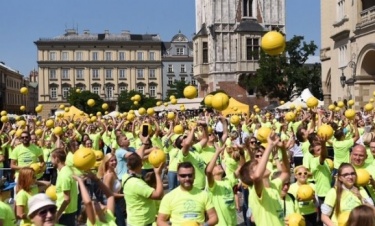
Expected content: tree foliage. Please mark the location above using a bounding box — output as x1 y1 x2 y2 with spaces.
165 80 189 101
243 35 322 101
117 90 158 112
67 89 105 114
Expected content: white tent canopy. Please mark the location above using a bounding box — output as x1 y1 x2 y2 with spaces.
153 98 203 111
276 88 324 110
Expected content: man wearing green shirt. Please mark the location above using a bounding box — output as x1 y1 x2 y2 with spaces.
157 162 218 226
350 144 375 202
51 148 78 226
10 131 44 178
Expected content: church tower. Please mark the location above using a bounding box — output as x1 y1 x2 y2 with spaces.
193 0 285 107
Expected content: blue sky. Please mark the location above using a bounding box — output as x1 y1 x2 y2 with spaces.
0 0 320 76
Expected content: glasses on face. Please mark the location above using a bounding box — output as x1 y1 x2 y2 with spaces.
297 172 308 176
178 173 193 178
250 141 256 144
255 154 262 158
37 206 57 217
340 172 356 178
21 136 29 139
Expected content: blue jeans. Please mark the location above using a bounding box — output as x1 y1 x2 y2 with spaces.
167 171 179 191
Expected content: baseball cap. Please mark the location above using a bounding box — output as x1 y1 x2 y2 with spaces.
0 179 15 192
28 193 56 217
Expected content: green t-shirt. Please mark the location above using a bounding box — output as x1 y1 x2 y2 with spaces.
16 186 39 225
89 133 101 150
10 144 43 177
333 139 354 169
249 178 284 226
193 143 215 164
43 148 53 163
365 146 374 165
56 165 78 214
208 177 237 225
122 173 156 225
309 157 332 197
159 186 214 225
167 147 181 172
179 151 206 190
288 183 316 215
86 209 117 226
0 200 16 226
102 132 112 147
324 187 368 225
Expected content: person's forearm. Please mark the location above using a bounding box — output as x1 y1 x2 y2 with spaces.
154 173 164 199
57 200 70 219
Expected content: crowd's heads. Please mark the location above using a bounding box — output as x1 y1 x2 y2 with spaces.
347 205 375 226
177 162 195 190
28 193 57 226
350 144 367 167
127 152 143 170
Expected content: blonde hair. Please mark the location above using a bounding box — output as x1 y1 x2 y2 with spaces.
97 153 116 179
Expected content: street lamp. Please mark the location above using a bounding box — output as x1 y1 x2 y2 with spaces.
340 60 357 88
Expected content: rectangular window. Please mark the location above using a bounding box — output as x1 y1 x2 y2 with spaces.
119 85 127 93
203 42 208 63
105 69 112 79
149 52 155 60
105 86 114 98
137 52 143 60
339 45 347 68
191 79 196 85
105 52 112 61
137 86 144 94
168 64 173 73
149 86 156 97
75 52 83 61
49 69 56 79
191 66 194 73
119 69 126 79
181 77 186 83
76 69 84 79
61 52 68 61
49 52 56 61
337 0 345 21
149 69 156 78
92 69 99 79
137 69 144 79
246 38 260 60
243 0 253 17
92 86 100 95
62 87 70 99
176 47 184 55
168 77 173 85
92 52 98 61
119 52 125 60
61 69 69 79
181 64 186 73
50 87 57 99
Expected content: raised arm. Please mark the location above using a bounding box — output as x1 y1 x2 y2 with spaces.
206 144 226 188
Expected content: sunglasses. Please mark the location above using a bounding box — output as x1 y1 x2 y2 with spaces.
21 136 29 139
250 141 256 144
297 172 308 176
37 206 57 217
340 172 356 178
255 154 262 158
178 173 193 178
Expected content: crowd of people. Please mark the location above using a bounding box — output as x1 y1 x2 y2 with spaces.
0 106 374 226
